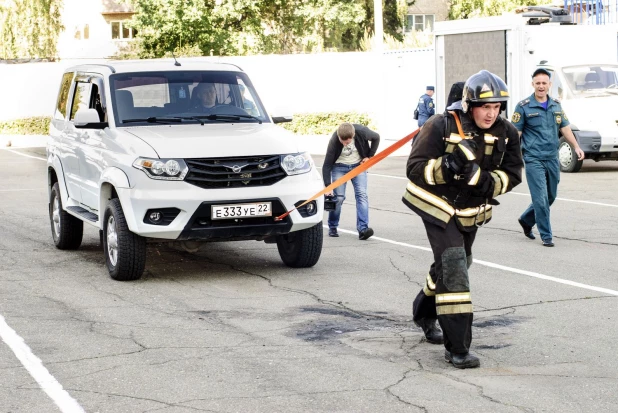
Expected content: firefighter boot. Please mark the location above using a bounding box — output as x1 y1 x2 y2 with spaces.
414 319 444 344
445 350 480 369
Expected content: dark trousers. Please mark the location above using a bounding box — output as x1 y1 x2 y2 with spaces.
413 218 477 354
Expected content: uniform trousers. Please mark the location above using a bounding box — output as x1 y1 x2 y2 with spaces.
412 218 477 354
519 158 560 242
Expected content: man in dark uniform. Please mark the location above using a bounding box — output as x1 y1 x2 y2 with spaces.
403 71 523 368
512 68 584 247
416 86 435 127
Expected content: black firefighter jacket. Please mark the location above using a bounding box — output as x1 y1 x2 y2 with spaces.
403 111 523 230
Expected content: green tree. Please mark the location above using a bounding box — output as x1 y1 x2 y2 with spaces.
124 0 405 57
449 0 554 20
0 0 63 60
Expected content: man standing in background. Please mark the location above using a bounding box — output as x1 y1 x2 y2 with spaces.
512 68 584 247
416 86 435 127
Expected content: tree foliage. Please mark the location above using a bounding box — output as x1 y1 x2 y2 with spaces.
0 0 63 60
124 0 406 57
449 0 554 20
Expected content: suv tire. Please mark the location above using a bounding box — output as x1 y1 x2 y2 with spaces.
559 137 583 173
49 182 83 249
103 198 146 281
276 223 323 268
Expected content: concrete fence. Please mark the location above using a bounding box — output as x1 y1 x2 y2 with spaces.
0 48 435 142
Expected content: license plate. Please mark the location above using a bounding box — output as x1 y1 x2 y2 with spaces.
211 202 272 220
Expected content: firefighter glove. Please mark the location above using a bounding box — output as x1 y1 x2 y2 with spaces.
441 140 478 182
471 170 495 199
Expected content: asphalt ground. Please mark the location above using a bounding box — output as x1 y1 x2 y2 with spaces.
1 145 617 413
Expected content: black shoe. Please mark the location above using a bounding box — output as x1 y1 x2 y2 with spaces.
414 319 444 344
445 350 480 369
518 219 535 240
359 227 374 240
542 239 554 247
328 228 339 237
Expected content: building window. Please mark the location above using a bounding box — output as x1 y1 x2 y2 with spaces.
406 14 435 32
111 21 135 40
73 24 90 40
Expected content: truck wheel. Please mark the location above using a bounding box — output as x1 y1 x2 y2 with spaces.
558 137 583 173
276 223 323 268
49 182 83 249
103 198 146 281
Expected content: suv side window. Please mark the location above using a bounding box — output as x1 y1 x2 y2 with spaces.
69 77 106 122
69 82 92 121
55 72 74 120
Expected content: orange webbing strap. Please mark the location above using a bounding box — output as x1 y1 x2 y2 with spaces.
448 111 466 139
274 128 421 221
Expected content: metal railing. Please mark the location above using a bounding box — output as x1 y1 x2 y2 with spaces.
564 0 618 24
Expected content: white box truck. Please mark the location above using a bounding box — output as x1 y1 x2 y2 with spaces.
433 9 618 172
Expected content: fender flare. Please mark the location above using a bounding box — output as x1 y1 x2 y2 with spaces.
98 167 131 229
47 153 70 206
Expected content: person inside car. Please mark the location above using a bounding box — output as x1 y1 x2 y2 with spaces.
192 82 218 112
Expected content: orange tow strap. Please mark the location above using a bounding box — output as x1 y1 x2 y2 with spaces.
274 128 421 221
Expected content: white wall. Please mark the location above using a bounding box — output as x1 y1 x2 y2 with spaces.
0 49 435 141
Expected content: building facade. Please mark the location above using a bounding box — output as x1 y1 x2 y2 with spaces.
405 0 450 33
57 0 134 59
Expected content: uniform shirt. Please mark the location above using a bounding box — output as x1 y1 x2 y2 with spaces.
417 94 435 122
511 93 570 161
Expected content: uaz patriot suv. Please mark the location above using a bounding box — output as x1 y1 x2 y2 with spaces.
47 59 324 281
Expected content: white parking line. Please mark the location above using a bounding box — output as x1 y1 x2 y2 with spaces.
4 149 46 161
368 172 618 208
0 189 41 192
330 227 618 297
0 315 85 413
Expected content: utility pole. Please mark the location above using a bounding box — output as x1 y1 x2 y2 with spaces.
374 0 383 52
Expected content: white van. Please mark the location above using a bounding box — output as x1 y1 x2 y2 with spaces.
537 62 618 172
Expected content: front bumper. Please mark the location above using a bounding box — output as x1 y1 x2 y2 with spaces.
115 169 324 240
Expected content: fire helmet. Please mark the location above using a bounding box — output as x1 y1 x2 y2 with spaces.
461 70 509 113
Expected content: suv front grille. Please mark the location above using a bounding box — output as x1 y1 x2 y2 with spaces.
184 155 286 189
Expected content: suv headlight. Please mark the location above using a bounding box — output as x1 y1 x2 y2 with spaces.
133 157 189 180
280 152 313 176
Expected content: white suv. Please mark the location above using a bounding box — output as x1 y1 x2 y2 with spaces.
47 59 324 281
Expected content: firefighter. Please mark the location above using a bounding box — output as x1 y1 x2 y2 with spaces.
402 70 523 368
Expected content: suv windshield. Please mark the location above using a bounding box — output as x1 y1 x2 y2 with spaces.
561 64 618 98
110 70 269 125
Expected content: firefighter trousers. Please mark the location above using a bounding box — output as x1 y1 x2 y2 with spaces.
412 218 477 354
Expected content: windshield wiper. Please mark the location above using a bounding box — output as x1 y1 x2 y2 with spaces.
122 117 182 124
193 114 262 124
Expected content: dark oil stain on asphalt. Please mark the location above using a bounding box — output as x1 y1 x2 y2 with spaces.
473 316 523 329
295 306 407 342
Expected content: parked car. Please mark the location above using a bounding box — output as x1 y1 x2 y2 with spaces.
47 59 324 281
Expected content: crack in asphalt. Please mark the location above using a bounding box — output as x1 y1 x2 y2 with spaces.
389 255 421 286
65 388 222 412
384 368 428 412
476 295 615 313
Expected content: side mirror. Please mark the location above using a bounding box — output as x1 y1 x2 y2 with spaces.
74 108 108 129
272 116 293 124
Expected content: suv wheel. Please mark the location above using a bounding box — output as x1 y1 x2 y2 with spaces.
558 137 583 173
103 198 146 281
49 182 83 249
276 223 323 268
